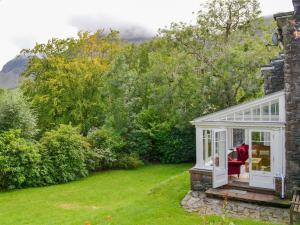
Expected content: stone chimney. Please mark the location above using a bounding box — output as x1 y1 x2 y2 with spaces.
261 54 285 95
274 10 300 197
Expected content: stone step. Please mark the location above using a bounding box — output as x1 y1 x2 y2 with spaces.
205 188 291 208
225 182 276 195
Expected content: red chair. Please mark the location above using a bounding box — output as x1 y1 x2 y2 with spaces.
236 144 249 164
228 156 243 177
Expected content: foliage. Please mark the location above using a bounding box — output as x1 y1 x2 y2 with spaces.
87 127 125 153
112 153 144 169
0 130 41 189
39 124 90 184
21 31 123 135
20 0 280 164
0 90 37 138
85 147 116 171
197 0 261 41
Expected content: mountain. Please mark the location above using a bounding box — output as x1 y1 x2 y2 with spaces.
0 55 29 89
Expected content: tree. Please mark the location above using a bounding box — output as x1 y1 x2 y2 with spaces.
160 0 278 110
0 90 37 138
21 30 122 135
197 0 261 42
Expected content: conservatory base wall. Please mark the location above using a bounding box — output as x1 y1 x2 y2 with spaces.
189 168 212 191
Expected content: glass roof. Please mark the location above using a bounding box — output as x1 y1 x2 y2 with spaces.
193 91 285 124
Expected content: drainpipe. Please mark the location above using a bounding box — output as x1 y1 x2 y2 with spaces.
281 127 285 199
281 174 285 199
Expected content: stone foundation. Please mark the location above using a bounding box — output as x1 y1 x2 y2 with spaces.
189 168 212 191
181 191 291 224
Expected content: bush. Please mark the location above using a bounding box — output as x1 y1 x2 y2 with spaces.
85 147 116 171
87 127 125 153
0 90 38 138
113 153 144 169
0 130 41 189
159 127 196 163
40 124 90 184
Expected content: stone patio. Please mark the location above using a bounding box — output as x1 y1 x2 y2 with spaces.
181 191 291 224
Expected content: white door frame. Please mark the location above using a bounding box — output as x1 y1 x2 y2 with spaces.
249 129 275 190
212 129 228 188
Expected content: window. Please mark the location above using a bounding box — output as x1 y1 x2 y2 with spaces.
250 131 271 172
262 104 269 121
271 101 279 121
252 107 260 121
214 131 226 169
232 129 245 147
244 110 251 120
207 99 281 122
235 112 243 121
202 130 213 167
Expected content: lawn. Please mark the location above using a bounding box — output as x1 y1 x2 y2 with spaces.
0 164 283 225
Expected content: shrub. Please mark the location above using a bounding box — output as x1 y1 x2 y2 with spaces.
159 127 196 163
0 130 41 189
40 124 90 184
113 153 144 169
87 127 125 153
0 90 38 138
85 147 116 171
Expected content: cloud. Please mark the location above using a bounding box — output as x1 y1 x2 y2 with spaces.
69 14 155 42
13 36 36 50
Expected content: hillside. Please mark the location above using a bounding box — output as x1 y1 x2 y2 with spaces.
0 55 28 89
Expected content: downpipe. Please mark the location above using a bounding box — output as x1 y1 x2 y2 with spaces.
281 174 285 199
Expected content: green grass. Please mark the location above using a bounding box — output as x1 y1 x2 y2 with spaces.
0 164 285 225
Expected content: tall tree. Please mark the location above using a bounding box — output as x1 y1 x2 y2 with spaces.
21 31 122 135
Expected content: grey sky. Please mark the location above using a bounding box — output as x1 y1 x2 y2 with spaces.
0 0 293 68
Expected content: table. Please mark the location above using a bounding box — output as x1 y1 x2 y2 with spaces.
245 158 262 172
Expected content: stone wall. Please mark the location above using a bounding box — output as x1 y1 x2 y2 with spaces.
181 191 290 224
261 55 285 95
276 12 300 197
189 168 212 191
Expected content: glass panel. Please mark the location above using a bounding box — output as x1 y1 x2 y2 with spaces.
252 107 261 121
262 104 270 121
244 110 251 120
250 131 271 172
203 130 212 167
271 101 279 121
232 129 245 147
227 114 234 121
215 131 226 169
235 111 243 121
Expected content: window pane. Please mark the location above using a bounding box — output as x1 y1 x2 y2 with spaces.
227 114 234 121
233 129 245 147
252 107 260 121
250 131 271 172
262 104 269 121
215 131 226 169
271 102 279 121
235 112 243 121
244 110 251 120
203 130 212 167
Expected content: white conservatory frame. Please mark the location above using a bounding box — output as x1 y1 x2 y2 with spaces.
191 91 286 190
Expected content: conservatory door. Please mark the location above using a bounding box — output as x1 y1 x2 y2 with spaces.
249 130 275 190
213 129 228 188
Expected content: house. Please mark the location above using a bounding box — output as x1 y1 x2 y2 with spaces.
189 11 300 199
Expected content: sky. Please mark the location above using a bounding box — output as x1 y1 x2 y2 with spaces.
0 0 293 69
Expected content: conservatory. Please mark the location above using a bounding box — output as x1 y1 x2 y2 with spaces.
191 91 286 190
